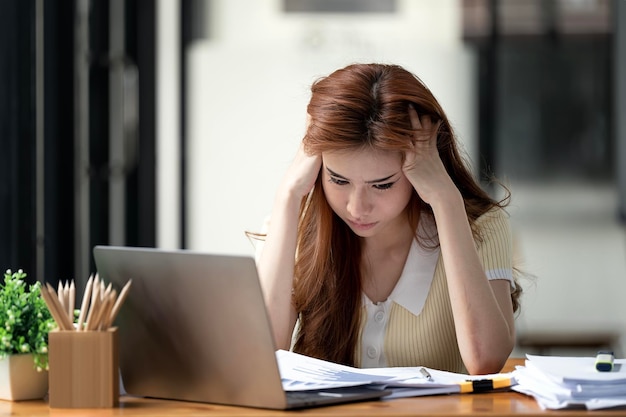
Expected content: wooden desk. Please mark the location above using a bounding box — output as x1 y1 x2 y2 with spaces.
2 359 625 416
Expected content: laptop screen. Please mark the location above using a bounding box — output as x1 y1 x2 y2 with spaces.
93 246 288 409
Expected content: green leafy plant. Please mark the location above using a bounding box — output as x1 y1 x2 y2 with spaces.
0 269 56 371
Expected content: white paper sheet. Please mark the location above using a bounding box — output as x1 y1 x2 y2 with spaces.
512 354 626 410
276 349 513 399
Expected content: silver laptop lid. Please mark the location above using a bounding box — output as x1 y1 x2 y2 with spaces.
93 246 288 409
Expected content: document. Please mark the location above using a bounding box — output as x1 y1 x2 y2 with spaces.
276 350 515 399
512 354 626 410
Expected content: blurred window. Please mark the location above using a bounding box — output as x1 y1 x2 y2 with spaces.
463 0 612 182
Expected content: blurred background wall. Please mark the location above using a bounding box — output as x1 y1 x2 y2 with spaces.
1 0 624 357
186 0 475 254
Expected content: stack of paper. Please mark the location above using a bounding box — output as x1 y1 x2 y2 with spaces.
512 354 626 410
277 350 515 399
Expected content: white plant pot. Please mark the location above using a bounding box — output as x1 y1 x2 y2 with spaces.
0 354 48 401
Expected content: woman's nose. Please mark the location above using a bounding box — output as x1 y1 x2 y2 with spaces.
347 188 372 219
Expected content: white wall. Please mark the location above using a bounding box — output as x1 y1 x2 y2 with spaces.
509 183 626 356
156 0 181 249
186 0 476 256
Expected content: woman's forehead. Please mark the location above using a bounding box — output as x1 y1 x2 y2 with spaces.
322 148 402 179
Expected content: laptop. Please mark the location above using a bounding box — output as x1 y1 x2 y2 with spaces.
92 245 389 410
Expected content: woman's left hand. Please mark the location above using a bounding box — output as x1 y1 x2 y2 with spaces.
404 106 515 374
402 106 457 206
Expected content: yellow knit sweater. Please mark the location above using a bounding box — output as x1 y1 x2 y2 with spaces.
354 208 513 373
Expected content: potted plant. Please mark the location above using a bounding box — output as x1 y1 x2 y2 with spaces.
0 269 56 401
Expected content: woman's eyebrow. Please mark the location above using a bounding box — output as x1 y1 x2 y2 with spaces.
326 167 398 184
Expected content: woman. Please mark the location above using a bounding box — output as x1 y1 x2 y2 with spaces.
256 63 521 375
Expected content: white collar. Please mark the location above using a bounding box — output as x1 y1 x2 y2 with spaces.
363 218 440 316
386 238 440 316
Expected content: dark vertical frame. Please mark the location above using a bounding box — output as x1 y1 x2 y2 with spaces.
476 0 499 184
127 0 157 248
88 0 111 257
180 0 191 249
0 1 37 280
43 0 76 285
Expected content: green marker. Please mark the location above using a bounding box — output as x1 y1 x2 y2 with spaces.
595 351 614 372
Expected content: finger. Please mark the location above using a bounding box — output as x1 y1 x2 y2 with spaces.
421 119 442 148
408 105 434 138
419 114 433 130
434 120 443 134
408 105 422 130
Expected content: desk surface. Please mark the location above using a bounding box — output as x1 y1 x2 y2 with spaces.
2 359 625 416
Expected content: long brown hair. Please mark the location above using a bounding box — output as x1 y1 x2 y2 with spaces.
292 63 519 366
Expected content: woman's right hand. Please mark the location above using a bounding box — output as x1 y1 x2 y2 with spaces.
260 142 320 350
279 143 322 200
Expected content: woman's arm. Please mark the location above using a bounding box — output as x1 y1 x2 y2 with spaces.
257 144 321 350
403 107 515 374
429 195 515 374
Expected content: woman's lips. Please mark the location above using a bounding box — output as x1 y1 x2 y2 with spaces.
348 220 377 231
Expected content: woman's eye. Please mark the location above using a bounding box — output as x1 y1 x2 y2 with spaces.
329 177 349 186
373 182 394 190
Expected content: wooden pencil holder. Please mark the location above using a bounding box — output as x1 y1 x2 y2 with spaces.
48 328 119 408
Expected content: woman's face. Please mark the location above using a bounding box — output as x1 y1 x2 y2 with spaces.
321 148 414 238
